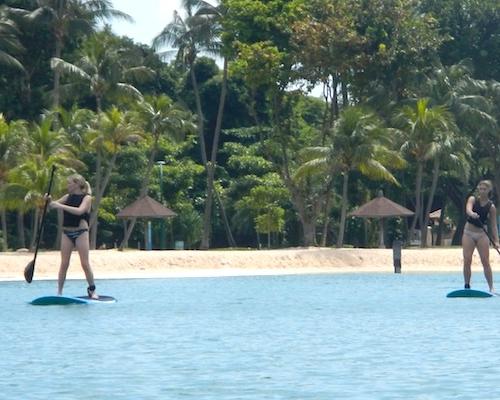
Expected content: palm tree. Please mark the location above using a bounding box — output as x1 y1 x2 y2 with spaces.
472 80 500 201
0 115 28 250
422 61 495 133
119 94 196 249
395 98 458 245
418 62 492 244
420 128 471 247
28 0 131 108
194 0 235 249
6 114 77 250
332 107 406 247
7 161 58 250
51 31 153 112
298 106 405 247
153 0 220 248
0 5 25 72
87 107 142 249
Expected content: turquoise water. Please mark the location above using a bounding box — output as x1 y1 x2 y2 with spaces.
2 273 500 399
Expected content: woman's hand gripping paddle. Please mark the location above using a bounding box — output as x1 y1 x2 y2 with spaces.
24 166 56 283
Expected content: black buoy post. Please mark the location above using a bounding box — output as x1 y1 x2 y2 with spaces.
393 240 402 273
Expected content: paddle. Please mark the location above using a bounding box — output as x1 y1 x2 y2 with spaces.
481 225 500 256
24 165 56 283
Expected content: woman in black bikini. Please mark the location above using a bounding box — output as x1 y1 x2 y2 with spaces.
48 174 98 299
462 180 499 293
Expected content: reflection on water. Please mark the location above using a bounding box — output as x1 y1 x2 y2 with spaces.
1 273 500 399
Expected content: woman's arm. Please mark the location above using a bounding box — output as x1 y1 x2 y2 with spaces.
465 196 478 219
51 195 91 215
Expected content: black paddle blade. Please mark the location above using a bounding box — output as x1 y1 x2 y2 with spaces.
24 260 35 283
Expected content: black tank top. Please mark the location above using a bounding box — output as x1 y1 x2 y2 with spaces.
466 198 492 228
63 194 90 227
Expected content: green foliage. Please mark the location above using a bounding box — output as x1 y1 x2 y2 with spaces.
0 1 500 249
420 0 500 81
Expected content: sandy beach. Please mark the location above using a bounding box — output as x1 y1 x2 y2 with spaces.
1 246 498 282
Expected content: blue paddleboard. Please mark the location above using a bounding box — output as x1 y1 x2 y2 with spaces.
446 289 493 298
30 295 116 306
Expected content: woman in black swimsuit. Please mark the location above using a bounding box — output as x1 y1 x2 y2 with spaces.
462 180 499 293
48 174 98 299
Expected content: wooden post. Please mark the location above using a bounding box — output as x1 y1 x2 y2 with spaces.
393 240 402 273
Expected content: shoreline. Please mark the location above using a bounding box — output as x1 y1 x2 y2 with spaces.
0 247 496 282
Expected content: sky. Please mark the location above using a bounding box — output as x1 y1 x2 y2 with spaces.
109 0 322 97
109 0 196 46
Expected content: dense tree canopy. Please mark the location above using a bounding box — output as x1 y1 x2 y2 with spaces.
0 0 499 250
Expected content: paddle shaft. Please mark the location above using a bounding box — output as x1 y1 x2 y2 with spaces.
481 225 500 256
31 166 56 266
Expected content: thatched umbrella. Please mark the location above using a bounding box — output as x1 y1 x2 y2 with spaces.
117 195 176 218
349 190 414 248
117 195 176 249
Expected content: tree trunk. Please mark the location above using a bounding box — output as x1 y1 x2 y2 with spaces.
201 163 215 249
302 220 316 246
52 37 63 109
119 217 137 250
320 192 331 247
447 180 466 245
201 58 228 249
341 77 349 107
90 152 117 249
320 178 335 247
336 172 349 248
1 209 7 251
190 65 211 249
421 159 440 248
30 208 40 251
118 137 161 251
436 201 446 246
214 188 236 247
17 211 25 249
409 162 424 241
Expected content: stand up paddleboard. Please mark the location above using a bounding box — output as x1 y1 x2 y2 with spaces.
30 295 116 306
447 289 494 298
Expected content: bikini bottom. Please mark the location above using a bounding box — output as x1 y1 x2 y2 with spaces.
63 229 88 246
463 229 487 244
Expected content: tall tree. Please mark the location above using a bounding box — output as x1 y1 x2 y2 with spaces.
154 0 230 249
0 5 25 71
119 94 195 249
7 115 77 249
395 98 457 244
194 0 235 249
0 115 27 250
51 31 153 112
28 0 131 108
298 106 405 247
87 107 141 249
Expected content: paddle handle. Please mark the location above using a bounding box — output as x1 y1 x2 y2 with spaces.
32 165 56 262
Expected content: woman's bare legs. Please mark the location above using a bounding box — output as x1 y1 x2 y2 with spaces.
75 231 97 298
462 233 475 289
476 234 495 292
58 235 74 295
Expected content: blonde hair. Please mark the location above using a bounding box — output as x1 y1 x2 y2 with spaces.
69 174 92 195
477 180 493 193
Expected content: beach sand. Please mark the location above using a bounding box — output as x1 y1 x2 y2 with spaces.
1 247 498 282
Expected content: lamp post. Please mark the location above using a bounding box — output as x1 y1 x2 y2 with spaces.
157 161 166 249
